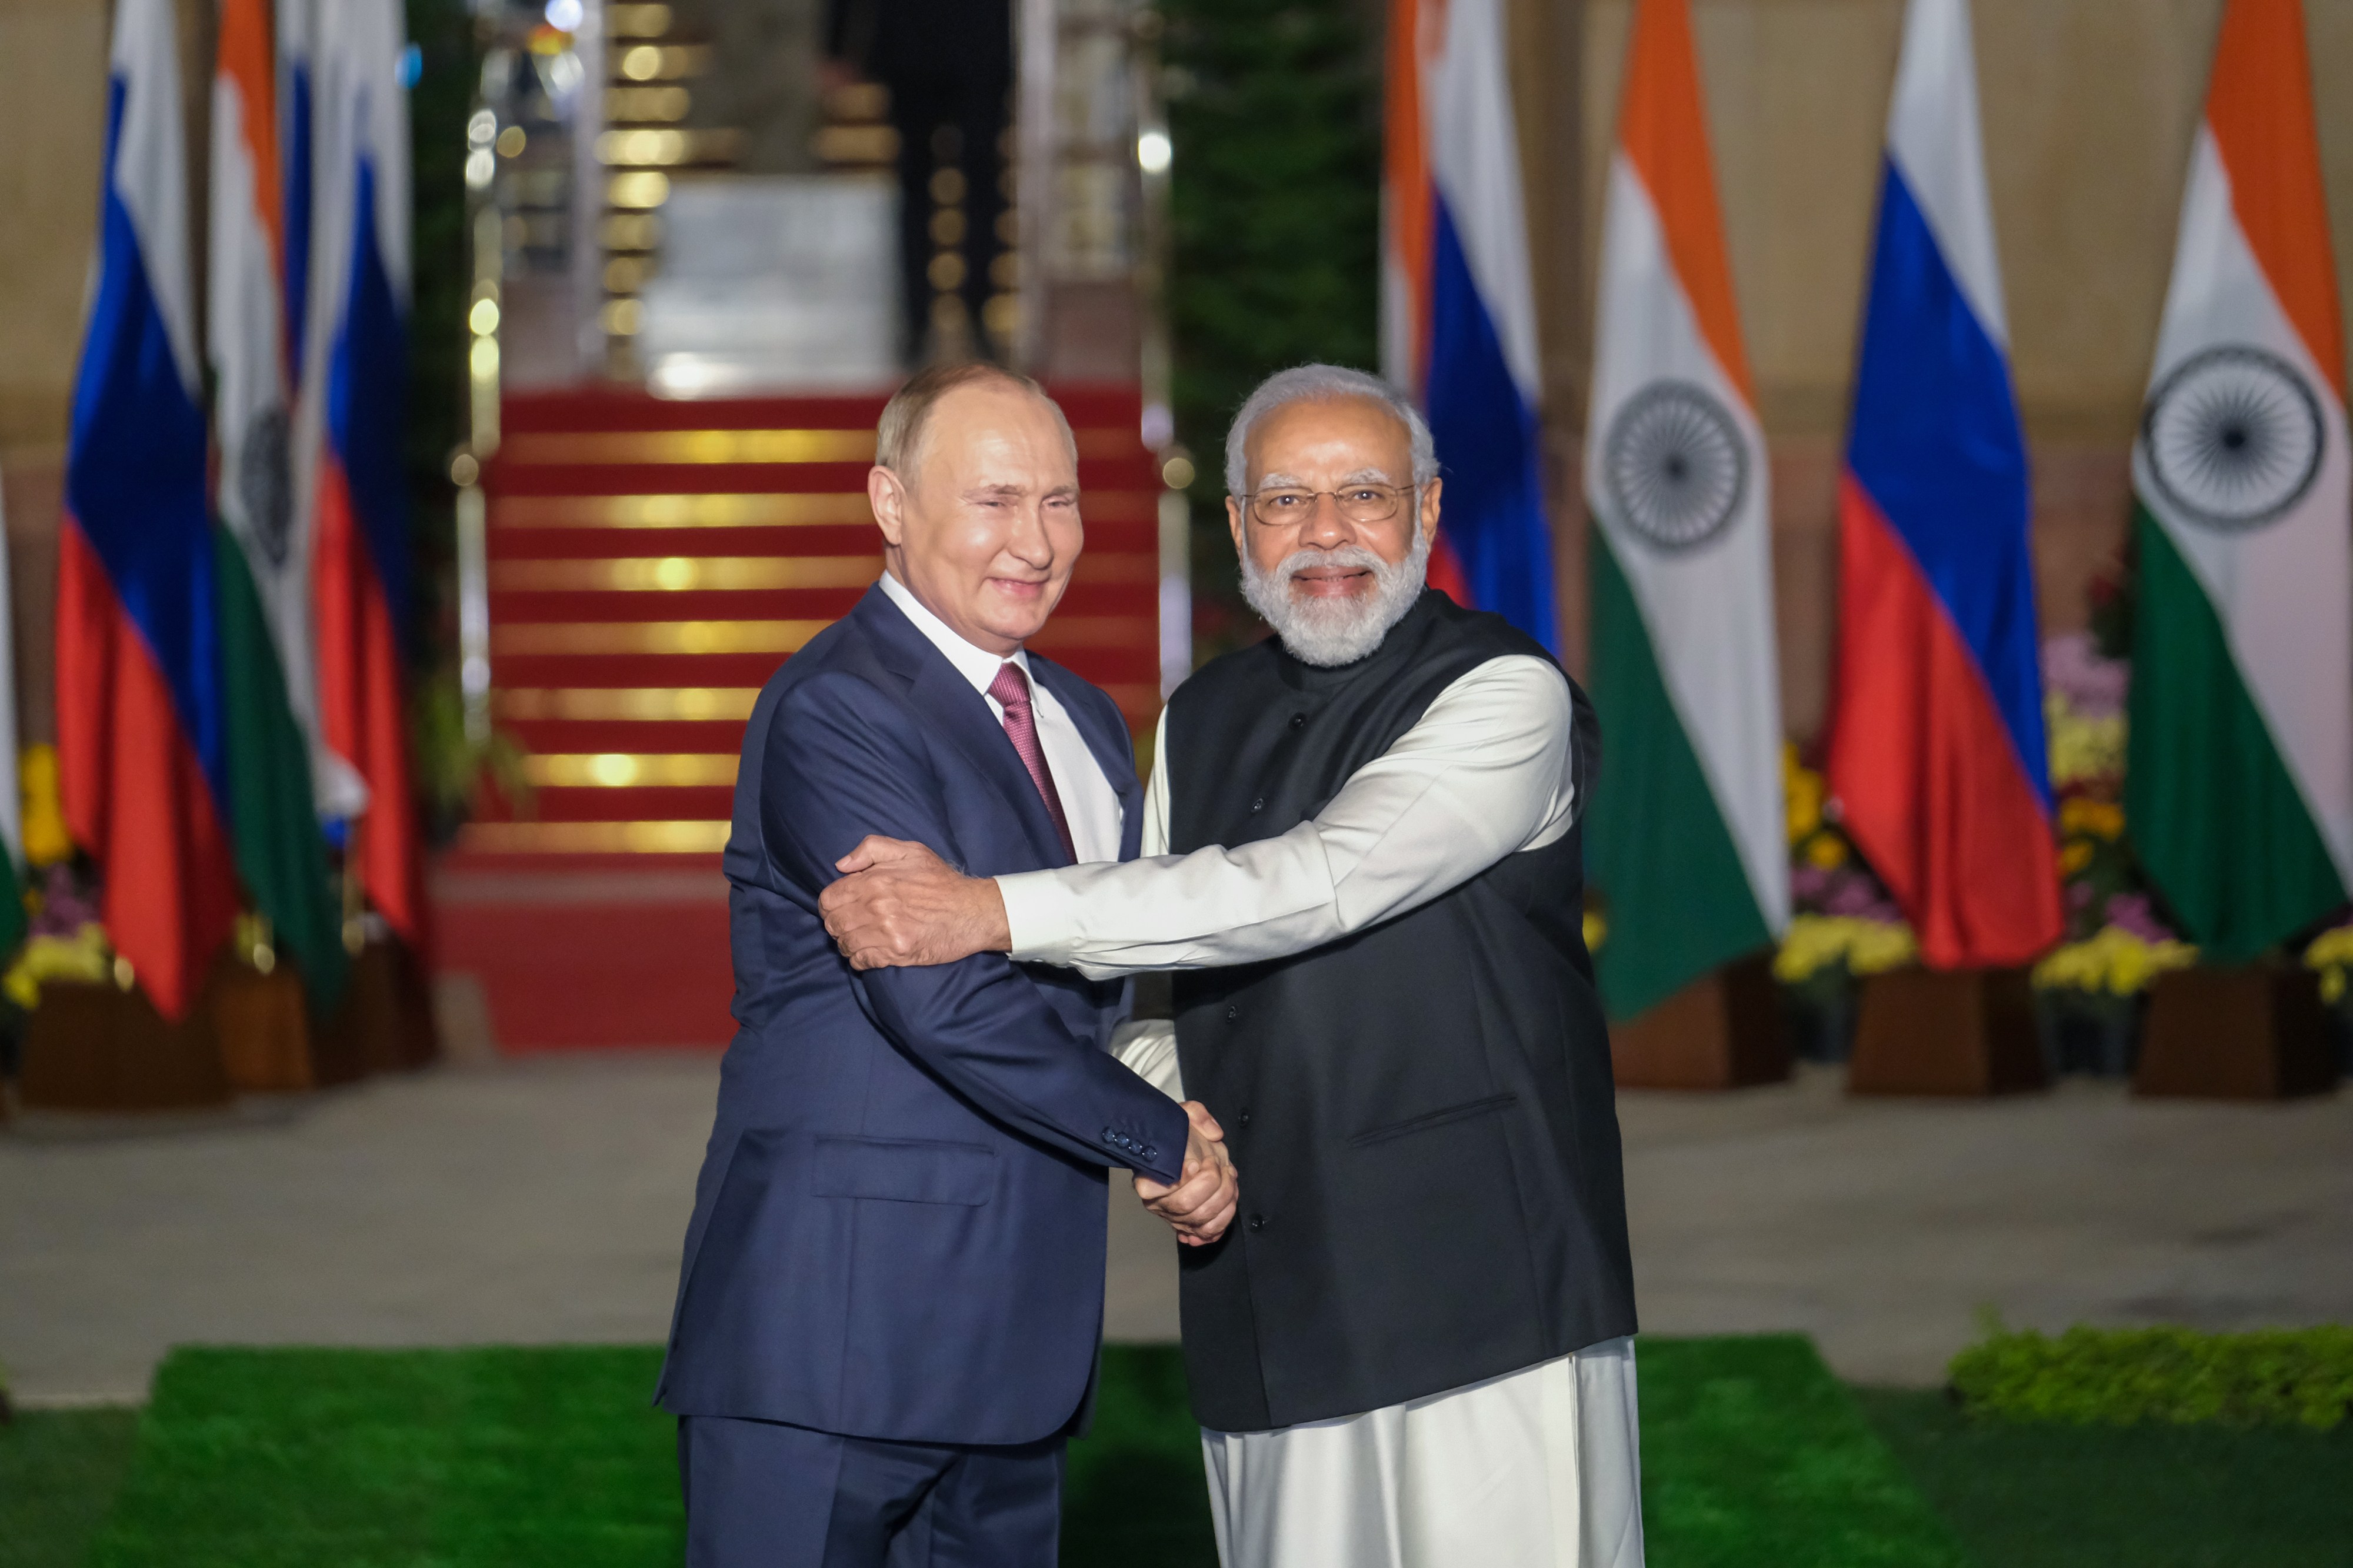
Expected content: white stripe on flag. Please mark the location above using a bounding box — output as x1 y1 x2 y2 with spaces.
1884 0 2008 345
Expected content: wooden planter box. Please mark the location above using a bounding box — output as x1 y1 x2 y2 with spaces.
17 978 233 1112
1611 952 1791 1089
2136 964 2333 1100
1848 967 2046 1097
314 940 439 1083
210 962 316 1093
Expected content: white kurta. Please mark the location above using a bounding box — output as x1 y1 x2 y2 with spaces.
993 653 1645 1568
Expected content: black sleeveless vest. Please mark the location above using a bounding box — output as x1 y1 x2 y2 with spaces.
1165 590 1637 1432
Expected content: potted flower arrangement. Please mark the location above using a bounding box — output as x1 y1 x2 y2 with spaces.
2303 918 2353 1078
1775 745 1917 1062
2029 632 2198 1076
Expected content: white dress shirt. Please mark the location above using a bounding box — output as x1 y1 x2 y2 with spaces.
878 571 1123 863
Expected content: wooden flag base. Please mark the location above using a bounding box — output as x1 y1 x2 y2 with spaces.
2135 965 2333 1100
17 978 234 1112
1610 953 1791 1090
314 940 439 1084
211 963 316 1093
1848 967 2046 1097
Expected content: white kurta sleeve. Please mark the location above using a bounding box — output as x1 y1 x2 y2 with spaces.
994 655 1575 981
1107 1018 1184 1098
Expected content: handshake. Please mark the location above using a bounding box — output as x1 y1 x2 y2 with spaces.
821 835 1241 1247
1138 1101 1239 1246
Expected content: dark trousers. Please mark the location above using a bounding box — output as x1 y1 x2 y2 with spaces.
678 1413 1064 1567
884 68 1011 361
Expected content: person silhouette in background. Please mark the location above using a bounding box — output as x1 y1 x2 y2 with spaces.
822 0 1013 365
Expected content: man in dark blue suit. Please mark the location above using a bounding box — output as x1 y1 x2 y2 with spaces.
656 363 1240 1566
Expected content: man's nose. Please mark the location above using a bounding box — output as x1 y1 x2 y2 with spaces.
1005 500 1056 565
1298 494 1358 549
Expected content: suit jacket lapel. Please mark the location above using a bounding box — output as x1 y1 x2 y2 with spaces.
855 588 1072 869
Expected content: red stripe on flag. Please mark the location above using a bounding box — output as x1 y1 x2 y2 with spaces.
314 455 428 949
56 523 239 1019
1427 530 1474 610
1826 475 2063 969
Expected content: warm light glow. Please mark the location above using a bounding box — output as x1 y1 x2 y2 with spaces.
1136 129 1172 174
468 298 501 335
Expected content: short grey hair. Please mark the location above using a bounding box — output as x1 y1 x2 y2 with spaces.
876 361 1076 478
1222 364 1438 499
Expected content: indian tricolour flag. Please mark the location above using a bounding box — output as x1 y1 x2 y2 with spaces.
212 0 346 1002
1582 0 1787 1020
2128 0 2353 960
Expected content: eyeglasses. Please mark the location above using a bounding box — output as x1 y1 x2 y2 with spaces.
1246 483 1415 529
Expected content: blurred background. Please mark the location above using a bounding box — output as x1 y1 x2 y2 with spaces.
1 1 2350 1564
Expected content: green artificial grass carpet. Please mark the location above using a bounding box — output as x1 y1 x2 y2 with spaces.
12 1337 2335 1566
1857 1387 2353 1568
0 1405 142 1568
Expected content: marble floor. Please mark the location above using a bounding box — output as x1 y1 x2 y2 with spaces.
3 1055 2346 1404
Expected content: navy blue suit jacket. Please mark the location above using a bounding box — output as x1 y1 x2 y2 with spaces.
655 586 1191 1446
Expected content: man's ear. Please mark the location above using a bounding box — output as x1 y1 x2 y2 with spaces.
869 464 908 547
1226 495 1245 561
1417 476 1443 546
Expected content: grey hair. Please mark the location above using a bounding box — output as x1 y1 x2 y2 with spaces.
1222 364 1439 499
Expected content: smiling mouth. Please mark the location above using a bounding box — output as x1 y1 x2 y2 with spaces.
1290 566 1372 596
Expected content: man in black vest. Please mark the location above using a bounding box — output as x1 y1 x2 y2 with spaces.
819 365 1645 1567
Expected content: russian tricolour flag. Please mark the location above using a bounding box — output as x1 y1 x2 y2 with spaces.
1382 0 1555 650
58 0 239 1019
302 0 424 945
1826 0 2062 969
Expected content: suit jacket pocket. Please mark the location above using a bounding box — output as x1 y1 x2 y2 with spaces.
812 1135 998 1206
1349 1092 1519 1148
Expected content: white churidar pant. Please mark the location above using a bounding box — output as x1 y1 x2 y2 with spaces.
1200 1340 1645 1568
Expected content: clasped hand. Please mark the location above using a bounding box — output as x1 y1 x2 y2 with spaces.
822 837 1239 1246
821 836 1009 969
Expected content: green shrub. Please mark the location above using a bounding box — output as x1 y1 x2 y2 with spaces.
1949 1323 2353 1431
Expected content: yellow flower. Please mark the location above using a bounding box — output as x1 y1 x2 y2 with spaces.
2031 925 2198 996
2059 839 2095 876
19 744 74 868
1583 908 1607 952
2045 696 2127 789
2058 798 2125 841
1785 754 1825 843
3 922 112 1008
1803 832 1848 870
1846 920 1919 975
1773 914 1917 982
2305 925 2353 1005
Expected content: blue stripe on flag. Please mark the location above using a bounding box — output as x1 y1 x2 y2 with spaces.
1847 160 2048 810
1424 196 1557 653
327 155 412 655
66 79 229 808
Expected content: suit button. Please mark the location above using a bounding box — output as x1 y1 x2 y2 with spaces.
1289 713 1307 730
1248 1215 1267 1233
1102 1127 1119 1143
1250 796 1265 813
1225 1005 1238 1022
1142 1146 1158 1160
1239 1110 1251 1129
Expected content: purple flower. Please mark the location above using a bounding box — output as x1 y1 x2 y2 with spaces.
2103 892 2178 945
2044 632 2128 719
30 864 99 939
1791 863 1834 902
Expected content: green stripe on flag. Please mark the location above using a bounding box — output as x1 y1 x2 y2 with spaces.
2127 506 2347 960
1587 527 1772 1020
216 529 349 1006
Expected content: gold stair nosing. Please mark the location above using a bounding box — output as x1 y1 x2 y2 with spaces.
493 619 834 655
460 820 732 855
496 687 762 721
524 753 741 788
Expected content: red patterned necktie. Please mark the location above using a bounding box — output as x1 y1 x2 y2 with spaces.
989 660 1076 861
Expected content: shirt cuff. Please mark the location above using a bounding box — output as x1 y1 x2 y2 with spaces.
994 869 1084 965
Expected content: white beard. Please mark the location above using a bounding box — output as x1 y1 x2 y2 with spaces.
1240 530 1433 668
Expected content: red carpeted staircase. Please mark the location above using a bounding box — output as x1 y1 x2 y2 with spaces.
433 385 1166 1050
